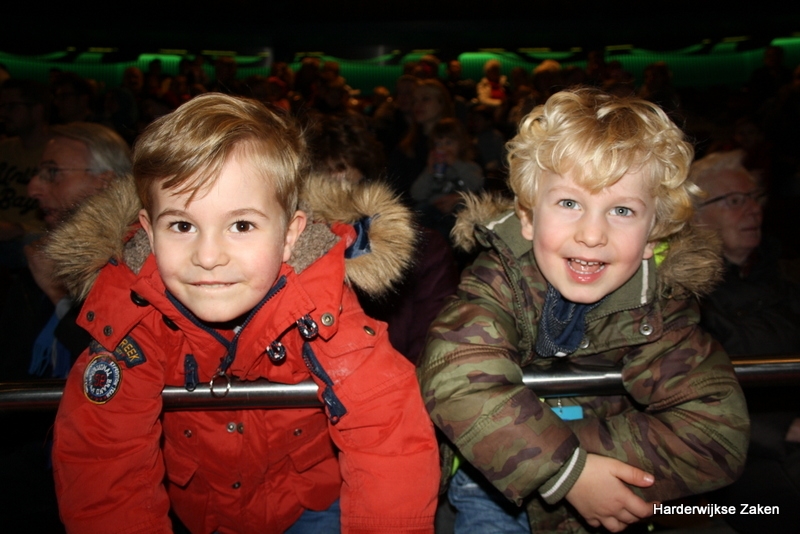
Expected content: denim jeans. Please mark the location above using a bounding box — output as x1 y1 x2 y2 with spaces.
284 499 341 534
448 468 530 534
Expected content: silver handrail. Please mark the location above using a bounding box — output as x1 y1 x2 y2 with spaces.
1 356 798 412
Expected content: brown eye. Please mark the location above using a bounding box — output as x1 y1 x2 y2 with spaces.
169 221 195 233
232 221 254 232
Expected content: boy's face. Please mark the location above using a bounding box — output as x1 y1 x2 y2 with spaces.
520 169 656 304
433 136 459 161
139 155 305 324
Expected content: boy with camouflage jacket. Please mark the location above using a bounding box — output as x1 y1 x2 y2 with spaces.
417 88 749 533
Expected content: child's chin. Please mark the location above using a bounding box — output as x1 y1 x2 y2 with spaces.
559 288 604 305
193 309 248 328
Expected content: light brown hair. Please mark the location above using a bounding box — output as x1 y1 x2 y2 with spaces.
133 93 308 223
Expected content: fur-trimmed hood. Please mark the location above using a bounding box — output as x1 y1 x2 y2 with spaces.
451 192 723 298
45 174 416 302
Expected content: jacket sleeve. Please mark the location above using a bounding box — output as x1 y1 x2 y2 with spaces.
313 291 440 534
53 330 171 534
567 297 750 502
417 250 584 506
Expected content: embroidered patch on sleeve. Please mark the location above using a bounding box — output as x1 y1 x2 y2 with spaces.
114 336 147 368
84 354 122 404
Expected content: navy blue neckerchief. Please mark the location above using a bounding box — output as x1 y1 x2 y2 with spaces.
166 275 287 377
535 284 603 358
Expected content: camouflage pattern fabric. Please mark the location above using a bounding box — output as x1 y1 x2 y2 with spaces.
417 210 750 533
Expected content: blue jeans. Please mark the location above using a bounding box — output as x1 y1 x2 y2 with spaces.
448 468 530 534
285 499 341 534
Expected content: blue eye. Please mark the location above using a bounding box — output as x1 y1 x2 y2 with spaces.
558 199 579 209
612 207 634 217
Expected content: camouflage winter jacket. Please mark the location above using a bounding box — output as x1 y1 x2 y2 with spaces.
417 196 750 532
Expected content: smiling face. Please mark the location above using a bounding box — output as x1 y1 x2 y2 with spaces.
520 169 657 304
139 154 305 324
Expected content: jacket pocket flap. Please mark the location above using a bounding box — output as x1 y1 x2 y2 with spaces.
163 440 199 487
289 420 336 473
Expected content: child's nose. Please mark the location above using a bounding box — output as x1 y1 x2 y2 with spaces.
192 233 229 269
575 214 608 248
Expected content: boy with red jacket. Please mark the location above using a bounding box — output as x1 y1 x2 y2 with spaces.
49 93 439 533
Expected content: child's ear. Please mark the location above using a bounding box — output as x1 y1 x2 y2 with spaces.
642 240 656 260
519 208 534 241
282 210 307 262
138 209 156 251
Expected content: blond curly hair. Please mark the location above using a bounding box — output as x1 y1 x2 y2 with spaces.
507 87 696 241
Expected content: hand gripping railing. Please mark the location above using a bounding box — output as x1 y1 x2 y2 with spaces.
1 355 798 412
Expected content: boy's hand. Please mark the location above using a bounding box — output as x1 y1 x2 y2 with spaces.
564 453 656 532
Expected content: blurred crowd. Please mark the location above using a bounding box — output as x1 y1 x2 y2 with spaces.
1 44 800 532
2 48 799 253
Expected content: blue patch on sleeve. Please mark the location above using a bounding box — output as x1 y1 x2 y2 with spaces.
113 336 147 368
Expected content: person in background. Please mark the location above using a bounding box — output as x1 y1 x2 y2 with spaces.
24 122 132 377
470 104 506 179
388 79 455 201
208 56 244 95
444 59 476 103
51 72 97 125
692 149 800 532
375 75 418 158
0 121 130 532
476 59 508 109
411 117 483 240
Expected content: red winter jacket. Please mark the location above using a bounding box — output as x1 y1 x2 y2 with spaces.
52 219 439 534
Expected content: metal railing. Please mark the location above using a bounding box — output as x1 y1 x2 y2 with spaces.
1 356 798 412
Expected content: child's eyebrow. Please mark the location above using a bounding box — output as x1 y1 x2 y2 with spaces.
227 208 271 219
612 196 649 207
155 209 188 222
154 207 271 222
545 183 584 196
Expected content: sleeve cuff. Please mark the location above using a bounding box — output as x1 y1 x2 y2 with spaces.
538 447 586 504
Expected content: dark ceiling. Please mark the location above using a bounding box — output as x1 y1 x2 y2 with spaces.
5 1 799 59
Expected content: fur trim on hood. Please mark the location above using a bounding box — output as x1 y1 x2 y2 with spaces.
452 192 723 298
45 174 416 302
